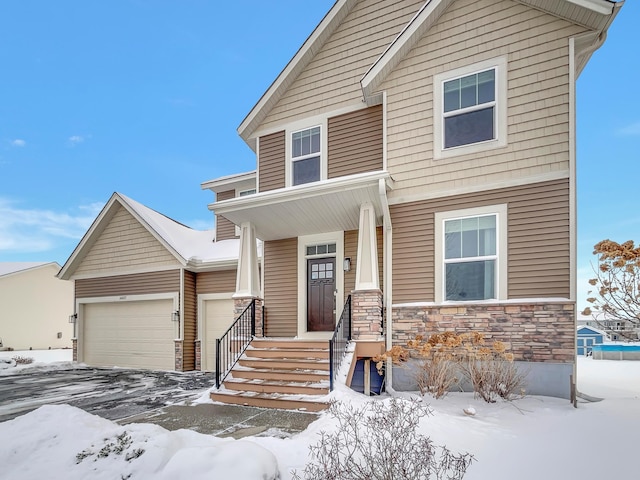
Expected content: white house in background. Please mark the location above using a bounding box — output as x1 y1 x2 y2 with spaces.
0 262 74 351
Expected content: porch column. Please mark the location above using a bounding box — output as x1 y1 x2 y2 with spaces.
353 203 383 340
234 221 263 337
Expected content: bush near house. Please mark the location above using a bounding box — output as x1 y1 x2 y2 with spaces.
374 332 527 402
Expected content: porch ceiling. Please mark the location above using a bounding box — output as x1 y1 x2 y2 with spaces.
211 171 392 241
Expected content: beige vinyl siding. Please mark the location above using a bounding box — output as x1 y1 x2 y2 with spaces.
344 227 384 295
391 179 570 304
258 131 286 192
263 238 298 337
75 270 180 299
328 105 383 179
260 0 424 131
75 205 180 276
382 0 587 200
216 190 237 241
182 270 197 371
196 270 237 295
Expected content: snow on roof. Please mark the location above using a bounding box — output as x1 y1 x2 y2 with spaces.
0 262 58 278
118 194 240 264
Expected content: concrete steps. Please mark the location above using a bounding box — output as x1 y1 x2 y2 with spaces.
210 339 331 411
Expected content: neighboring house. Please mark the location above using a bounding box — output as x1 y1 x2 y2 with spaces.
204 0 623 401
0 262 73 351
57 192 249 371
576 325 605 356
580 315 639 341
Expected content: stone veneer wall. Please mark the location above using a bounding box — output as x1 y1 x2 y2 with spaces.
174 340 183 371
195 340 202 371
72 338 77 362
351 290 383 340
233 297 264 337
392 302 575 363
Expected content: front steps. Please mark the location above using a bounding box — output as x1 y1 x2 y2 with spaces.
209 339 331 412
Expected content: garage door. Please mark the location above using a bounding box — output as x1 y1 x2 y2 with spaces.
83 299 175 370
203 298 235 372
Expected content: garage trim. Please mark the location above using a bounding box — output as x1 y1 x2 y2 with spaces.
76 292 180 364
198 292 235 372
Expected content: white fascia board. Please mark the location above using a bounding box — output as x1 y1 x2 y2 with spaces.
211 170 392 215
237 0 356 147
200 170 256 192
360 0 450 99
566 0 617 16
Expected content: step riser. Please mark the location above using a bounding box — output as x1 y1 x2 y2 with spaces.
251 340 329 350
210 392 328 412
245 349 329 359
239 359 330 371
225 382 329 396
232 370 328 383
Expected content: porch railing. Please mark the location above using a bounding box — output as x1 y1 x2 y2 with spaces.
215 299 255 388
329 295 352 391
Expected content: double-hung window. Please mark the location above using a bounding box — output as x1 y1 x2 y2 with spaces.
435 204 507 303
291 126 321 186
434 57 507 159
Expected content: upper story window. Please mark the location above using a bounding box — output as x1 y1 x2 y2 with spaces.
434 57 507 159
238 188 256 197
292 126 321 186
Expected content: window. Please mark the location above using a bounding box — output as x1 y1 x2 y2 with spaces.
238 189 256 197
434 57 507 159
443 69 495 148
435 204 507 303
292 126 321 186
444 215 496 301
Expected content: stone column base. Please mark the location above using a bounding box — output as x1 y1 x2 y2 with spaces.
233 297 264 337
72 338 77 362
195 340 202 371
174 340 184 371
351 289 383 340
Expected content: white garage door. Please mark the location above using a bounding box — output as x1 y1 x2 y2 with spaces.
203 298 235 372
83 299 175 370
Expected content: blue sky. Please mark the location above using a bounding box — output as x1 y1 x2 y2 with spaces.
1 1 637 310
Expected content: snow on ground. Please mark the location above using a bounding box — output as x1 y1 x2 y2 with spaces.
0 348 73 374
0 352 638 479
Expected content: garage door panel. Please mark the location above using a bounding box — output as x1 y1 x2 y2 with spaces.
203 298 235 372
83 299 175 370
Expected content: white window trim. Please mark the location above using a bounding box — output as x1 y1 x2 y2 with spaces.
434 204 507 303
433 57 507 160
285 118 328 187
297 231 344 339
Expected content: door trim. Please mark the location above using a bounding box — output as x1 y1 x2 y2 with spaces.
297 231 344 339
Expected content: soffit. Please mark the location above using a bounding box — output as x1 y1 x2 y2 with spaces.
212 172 391 241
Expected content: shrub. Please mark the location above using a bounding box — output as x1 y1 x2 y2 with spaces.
291 398 473 480
12 356 34 365
374 332 527 402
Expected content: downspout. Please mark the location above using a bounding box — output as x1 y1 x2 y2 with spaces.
569 36 578 406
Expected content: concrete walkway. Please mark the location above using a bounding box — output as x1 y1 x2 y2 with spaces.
119 403 321 439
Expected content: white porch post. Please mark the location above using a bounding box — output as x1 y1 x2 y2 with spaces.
352 202 383 341
355 202 379 291
235 221 260 298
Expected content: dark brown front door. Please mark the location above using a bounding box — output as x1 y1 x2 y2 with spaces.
307 258 336 331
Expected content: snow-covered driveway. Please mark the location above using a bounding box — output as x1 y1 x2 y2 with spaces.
0 366 213 423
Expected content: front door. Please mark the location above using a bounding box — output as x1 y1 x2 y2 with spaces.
307 257 336 331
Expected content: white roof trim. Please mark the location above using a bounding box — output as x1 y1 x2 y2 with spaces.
0 262 59 278
567 0 617 16
201 170 256 192
237 0 357 149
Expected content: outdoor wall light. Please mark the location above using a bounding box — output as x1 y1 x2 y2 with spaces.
171 311 180 322
68 313 77 323
343 257 351 272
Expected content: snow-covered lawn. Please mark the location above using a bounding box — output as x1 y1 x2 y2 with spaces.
0 353 637 479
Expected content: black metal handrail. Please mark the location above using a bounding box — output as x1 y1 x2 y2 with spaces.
215 299 255 388
329 295 352 391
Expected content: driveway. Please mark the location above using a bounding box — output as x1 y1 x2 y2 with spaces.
0 366 213 423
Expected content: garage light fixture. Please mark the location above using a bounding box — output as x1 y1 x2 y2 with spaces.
172 311 180 322
68 313 77 323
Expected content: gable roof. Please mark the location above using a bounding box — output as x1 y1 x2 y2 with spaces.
0 262 59 278
58 193 239 280
577 325 608 336
239 0 622 144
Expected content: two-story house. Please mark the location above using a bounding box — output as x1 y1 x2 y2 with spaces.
58 0 622 409
205 0 623 404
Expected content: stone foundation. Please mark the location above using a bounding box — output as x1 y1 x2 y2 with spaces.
72 338 77 362
233 297 263 337
392 301 576 363
174 340 183 371
351 289 383 340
